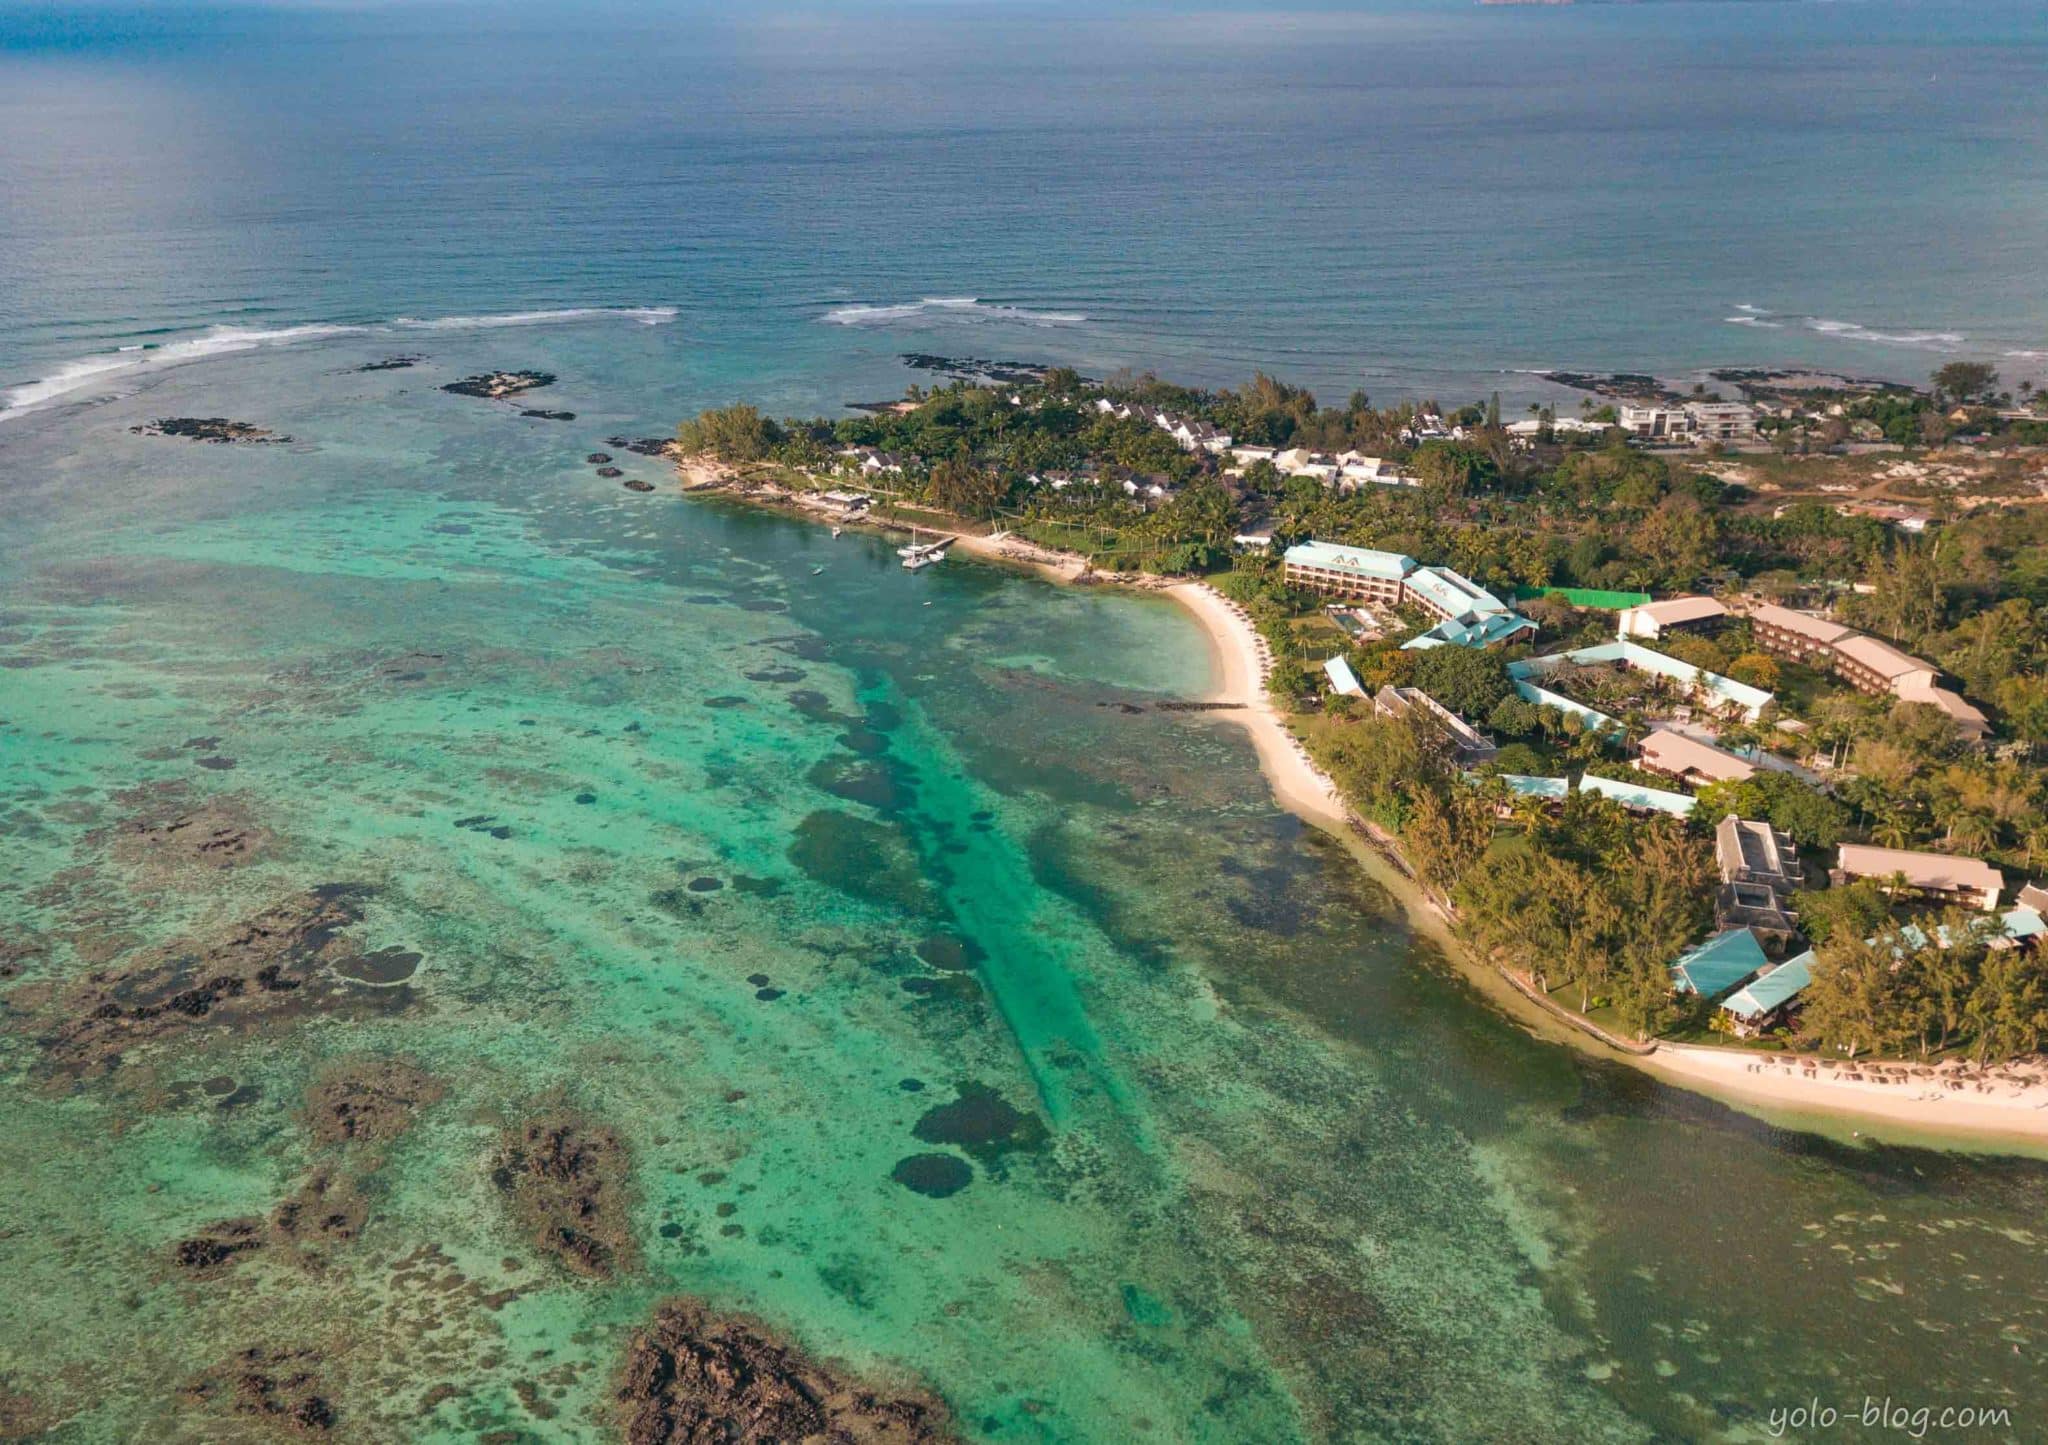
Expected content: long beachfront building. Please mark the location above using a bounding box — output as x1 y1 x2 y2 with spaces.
1747 604 1989 741
1282 541 1536 650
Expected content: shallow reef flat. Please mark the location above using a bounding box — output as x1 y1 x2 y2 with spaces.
1 335 2045 1441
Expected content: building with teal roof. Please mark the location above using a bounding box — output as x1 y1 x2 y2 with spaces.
1999 905 2045 947
1669 927 1769 998
1720 949 1815 1029
1508 640 1773 722
1578 772 1697 818
1403 609 1540 652
1497 773 1570 800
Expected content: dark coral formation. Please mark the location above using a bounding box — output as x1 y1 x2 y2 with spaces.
36 885 411 1075
185 1347 336 1435
605 435 677 458
98 781 273 885
890 1154 972 1199
173 1218 267 1277
911 1084 1046 1164
616 1299 951 1444
270 1167 368 1252
129 417 291 443
304 1057 443 1146
441 370 554 399
494 1114 635 1279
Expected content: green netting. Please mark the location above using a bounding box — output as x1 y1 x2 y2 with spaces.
1512 585 1652 610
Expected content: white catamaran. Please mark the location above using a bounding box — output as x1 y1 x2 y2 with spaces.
898 526 952 571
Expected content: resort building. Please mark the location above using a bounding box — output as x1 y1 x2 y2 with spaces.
1497 774 1571 805
1831 634 1937 696
1504 416 1611 441
1404 610 1539 651
1272 448 1338 482
1372 686 1499 765
1578 773 1696 818
1997 901 2045 953
1334 454 1416 490
1748 604 1853 663
1283 541 1536 650
1746 605 1989 742
1684 400 1759 444
1718 950 1815 1036
1716 815 1805 892
1636 729 1757 789
1090 398 1232 454
1670 927 1771 998
1714 815 1805 947
1323 655 1365 698
1892 678 1991 742
1834 844 2004 912
1507 640 1773 726
1716 879 1801 947
1617 405 1693 441
1282 542 1415 606
839 447 907 476
1616 596 1727 641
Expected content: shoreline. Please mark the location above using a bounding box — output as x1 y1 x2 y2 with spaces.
672 456 2048 1152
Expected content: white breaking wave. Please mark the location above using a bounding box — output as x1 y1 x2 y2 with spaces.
1722 304 1965 352
1806 317 1966 348
391 306 676 330
0 306 678 423
821 296 1087 327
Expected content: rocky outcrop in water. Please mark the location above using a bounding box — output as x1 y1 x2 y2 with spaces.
34 885 411 1075
605 435 678 458
130 418 291 444
441 371 554 400
170 1060 438 1282
305 1057 443 1146
355 356 419 372
624 479 656 493
616 1299 952 1445
98 781 273 886
184 1347 336 1435
898 353 1062 388
494 1113 635 1279
173 1218 268 1277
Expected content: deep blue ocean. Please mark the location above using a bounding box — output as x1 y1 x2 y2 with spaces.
3 0 2045 420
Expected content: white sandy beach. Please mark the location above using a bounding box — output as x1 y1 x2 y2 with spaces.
1164 582 1350 830
1642 1043 2048 1146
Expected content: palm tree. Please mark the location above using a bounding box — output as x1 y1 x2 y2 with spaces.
1950 813 1998 855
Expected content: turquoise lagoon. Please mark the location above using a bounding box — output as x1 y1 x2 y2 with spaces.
0 322 2045 1441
